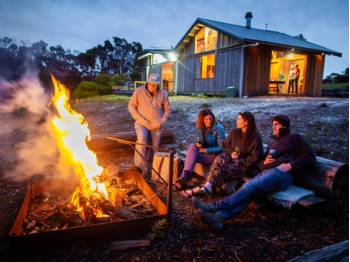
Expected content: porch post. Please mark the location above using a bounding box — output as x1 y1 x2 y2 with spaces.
238 46 245 98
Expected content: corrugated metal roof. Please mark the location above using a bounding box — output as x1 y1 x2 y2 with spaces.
176 18 341 57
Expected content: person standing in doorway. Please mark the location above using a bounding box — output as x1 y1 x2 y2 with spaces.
128 73 171 176
294 64 300 95
287 65 295 94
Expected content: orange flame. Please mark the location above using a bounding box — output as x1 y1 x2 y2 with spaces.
49 76 108 214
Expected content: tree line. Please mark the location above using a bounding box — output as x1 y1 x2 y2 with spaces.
0 36 143 90
323 68 349 84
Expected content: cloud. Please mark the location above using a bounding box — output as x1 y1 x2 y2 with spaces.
0 0 348 74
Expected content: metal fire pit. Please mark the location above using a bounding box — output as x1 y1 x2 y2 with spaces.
9 169 169 248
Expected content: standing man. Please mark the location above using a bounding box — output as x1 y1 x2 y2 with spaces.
294 64 300 95
193 115 316 230
128 73 171 176
287 65 295 94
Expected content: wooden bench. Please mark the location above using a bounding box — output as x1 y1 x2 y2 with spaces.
178 152 327 208
192 162 325 208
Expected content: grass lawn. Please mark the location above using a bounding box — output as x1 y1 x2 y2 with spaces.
322 82 349 90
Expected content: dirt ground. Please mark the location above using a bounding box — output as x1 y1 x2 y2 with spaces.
0 95 348 261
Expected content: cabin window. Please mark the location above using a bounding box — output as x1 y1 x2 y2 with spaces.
195 27 205 53
195 27 218 53
199 54 215 79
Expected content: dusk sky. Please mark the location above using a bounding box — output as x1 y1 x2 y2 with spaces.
0 0 348 76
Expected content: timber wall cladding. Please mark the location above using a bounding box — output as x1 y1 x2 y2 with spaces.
244 45 272 96
180 38 195 58
177 31 245 94
177 38 196 94
215 47 242 93
176 57 195 94
217 32 242 48
304 54 324 96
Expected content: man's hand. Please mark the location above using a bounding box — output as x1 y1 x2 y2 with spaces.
199 148 206 153
263 155 276 165
277 163 292 173
231 152 239 160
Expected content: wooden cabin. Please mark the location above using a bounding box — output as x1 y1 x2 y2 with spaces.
137 49 175 93
174 16 342 97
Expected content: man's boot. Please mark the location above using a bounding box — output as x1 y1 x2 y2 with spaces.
192 196 217 212
199 209 225 231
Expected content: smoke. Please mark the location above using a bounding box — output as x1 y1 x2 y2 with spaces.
0 73 49 115
0 73 78 183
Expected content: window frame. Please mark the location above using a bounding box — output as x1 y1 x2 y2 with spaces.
195 26 218 54
197 53 216 80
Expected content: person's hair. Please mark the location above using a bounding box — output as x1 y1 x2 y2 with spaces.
272 115 290 137
238 111 258 144
196 108 217 129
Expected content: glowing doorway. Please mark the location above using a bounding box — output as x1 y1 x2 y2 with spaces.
269 51 307 95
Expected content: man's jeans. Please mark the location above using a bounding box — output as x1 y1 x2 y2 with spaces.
134 123 161 170
214 168 293 219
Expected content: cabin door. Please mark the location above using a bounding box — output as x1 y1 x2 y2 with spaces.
162 62 174 93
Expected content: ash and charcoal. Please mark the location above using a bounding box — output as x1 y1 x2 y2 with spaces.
22 174 157 235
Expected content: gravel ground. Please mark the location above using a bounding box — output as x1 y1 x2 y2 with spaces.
0 95 348 261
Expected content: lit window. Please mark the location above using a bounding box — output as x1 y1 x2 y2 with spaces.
195 27 217 53
200 54 215 79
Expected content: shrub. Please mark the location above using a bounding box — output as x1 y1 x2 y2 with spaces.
73 81 112 98
95 74 113 87
111 74 130 86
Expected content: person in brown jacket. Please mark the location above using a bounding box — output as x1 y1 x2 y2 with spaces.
182 111 264 197
128 73 171 175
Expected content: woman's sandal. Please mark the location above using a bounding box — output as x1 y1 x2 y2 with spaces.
173 179 189 191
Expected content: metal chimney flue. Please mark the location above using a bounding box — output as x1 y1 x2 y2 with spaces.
245 12 253 29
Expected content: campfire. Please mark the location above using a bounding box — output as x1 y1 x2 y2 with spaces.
10 76 168 243
49 75 121 224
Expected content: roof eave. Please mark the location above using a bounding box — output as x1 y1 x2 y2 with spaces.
175 18 342 58
243 39 342 57
175 18 245 51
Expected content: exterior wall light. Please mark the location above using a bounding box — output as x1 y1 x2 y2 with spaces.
168 52 178 62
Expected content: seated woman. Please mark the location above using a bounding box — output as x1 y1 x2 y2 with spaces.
182 111 264 197
175 108 225 189
193 114 316 231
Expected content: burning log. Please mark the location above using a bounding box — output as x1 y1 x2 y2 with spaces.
20 178 159 235
114 207 137 220
87 130 175 152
